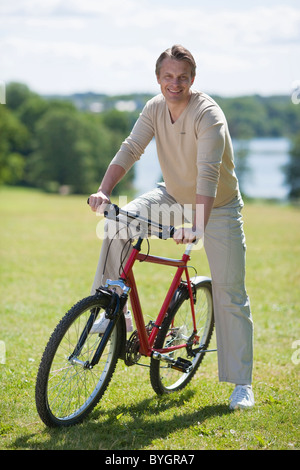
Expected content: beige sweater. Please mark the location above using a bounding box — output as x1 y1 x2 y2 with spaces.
110 90 239 208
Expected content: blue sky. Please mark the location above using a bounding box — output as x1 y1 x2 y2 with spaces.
1 0 299 96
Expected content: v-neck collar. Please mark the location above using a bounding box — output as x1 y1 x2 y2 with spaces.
165 91 194 125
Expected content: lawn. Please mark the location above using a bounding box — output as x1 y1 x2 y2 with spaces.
0 186 299 450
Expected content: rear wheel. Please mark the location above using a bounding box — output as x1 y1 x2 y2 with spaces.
35 294 123 427
150 279 214 394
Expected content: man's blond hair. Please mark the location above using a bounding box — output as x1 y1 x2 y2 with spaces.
155 45 196 78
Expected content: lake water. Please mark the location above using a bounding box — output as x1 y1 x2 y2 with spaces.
134 137 291 200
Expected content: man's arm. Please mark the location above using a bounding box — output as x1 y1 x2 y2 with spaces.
173 105 225 244
88 164 126 213
173 194 214 244
88 101 154 213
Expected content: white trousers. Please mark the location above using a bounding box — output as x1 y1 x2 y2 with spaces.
91 185 253 385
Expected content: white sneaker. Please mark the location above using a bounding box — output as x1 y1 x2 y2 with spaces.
90 313 110 334
124 310 133 332
229 385 255 410
90 311 134 334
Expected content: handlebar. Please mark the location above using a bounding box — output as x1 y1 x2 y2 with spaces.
87 198 175 239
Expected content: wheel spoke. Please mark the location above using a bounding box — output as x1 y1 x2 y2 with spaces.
150 283 214 394
35 296 121 427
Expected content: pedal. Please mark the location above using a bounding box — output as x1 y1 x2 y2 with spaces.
171 357 193 373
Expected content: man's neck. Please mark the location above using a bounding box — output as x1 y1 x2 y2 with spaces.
166 92 192 123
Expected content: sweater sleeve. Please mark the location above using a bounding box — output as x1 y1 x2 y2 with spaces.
196 106 226 197
109 103 155 172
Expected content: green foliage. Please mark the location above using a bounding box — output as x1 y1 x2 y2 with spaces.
5 82 36 112
1 82 299 197
283 134 300 199
28 108 105 193
1 82 134 195
0 188 299 450
0 105 29 184
101 109 133 134
215 94 300 139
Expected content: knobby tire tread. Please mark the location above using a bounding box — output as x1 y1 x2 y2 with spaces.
150 280 214 395
35 294 122 427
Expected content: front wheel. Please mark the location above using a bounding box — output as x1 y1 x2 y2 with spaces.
35 293 124 427
150 278 214 394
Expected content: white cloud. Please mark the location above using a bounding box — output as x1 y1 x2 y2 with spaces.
0 0 137 17
1 1 299 95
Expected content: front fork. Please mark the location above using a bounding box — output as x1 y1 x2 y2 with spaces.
69 286 128 369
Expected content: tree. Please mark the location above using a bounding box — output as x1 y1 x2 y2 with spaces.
101 109 132 134
27 107 134 194
5 82 37 112
283 135 300 200
0 105 29 184
28 108 103 193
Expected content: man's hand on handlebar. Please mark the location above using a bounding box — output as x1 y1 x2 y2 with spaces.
87 200 201 244
173 227 202 245
88 191 110 214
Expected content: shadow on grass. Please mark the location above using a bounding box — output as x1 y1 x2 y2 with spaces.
11 389 232 450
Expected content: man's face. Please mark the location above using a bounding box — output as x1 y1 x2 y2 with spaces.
156 58 195 105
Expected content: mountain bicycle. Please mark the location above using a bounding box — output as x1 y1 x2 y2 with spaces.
35 203 215 427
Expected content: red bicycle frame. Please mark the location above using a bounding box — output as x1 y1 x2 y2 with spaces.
119 238 197 357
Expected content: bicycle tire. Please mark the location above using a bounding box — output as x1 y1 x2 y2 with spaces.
150 277 214 395
35 293 124 427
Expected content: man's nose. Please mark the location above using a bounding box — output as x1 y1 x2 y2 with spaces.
170 77 180 86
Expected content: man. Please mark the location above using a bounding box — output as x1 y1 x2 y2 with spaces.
88 45 254 410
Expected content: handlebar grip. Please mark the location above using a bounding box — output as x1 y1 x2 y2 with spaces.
87 199 118 215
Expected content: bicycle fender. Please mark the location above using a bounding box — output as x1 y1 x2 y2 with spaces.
190 275 212 286
168 276 212 310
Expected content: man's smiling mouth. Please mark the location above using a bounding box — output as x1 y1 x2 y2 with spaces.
168 88 182 94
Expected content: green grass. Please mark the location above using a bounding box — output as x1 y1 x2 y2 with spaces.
0 186 299 450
